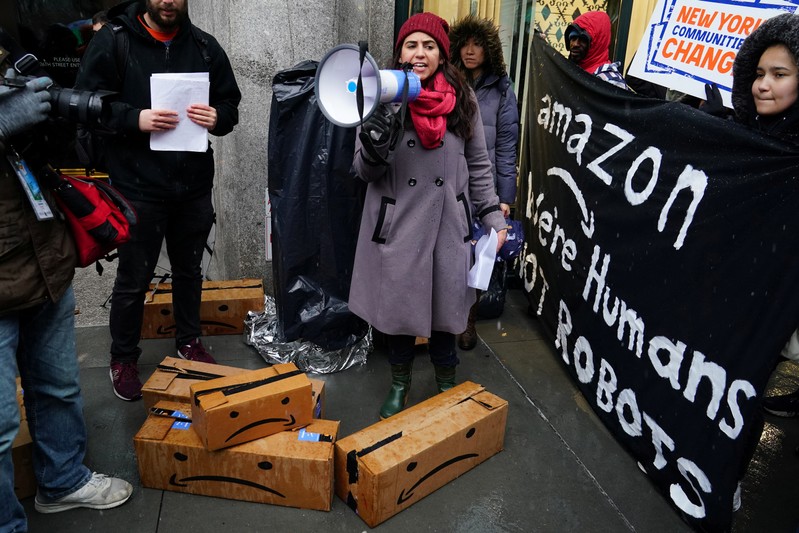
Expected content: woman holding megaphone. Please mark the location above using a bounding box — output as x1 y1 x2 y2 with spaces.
347 12 508 419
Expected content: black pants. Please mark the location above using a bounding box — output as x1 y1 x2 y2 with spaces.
385 331 460 367
109 193 214 363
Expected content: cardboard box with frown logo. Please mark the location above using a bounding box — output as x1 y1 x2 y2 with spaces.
134 401 338 510
142 357 326 419
141 279 264 339
334 381 508 527
190 363 312 450
14 378 35 500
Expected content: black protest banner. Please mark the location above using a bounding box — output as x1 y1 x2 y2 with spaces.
518 35 799 532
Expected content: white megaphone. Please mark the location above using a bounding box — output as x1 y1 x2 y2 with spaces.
315 43 421 127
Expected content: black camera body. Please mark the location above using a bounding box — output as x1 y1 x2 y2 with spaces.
1 64 114 126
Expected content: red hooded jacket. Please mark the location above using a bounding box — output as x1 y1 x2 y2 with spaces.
565 11 612 74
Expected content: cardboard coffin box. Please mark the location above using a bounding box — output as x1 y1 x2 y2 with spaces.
334 381 508 527
135 401 339 510
142 357 326 418
15 377 24 415
141 279 264 339
142 357 248 410
191 364 312 450
14 378 35 500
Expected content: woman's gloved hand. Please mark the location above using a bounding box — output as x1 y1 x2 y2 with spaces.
0 72 52 141
362 104 393 144
700 83 729 118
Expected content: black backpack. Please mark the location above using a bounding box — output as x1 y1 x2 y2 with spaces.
74 25 126 173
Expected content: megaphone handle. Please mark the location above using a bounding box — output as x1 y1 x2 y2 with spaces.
363 65 412 165
359 129 391 166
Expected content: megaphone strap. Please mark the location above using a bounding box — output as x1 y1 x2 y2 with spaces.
389 63 413 152
358 130 389 165
356 41 368 126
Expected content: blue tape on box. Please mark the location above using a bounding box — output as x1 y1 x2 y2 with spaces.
298 428 320 442
170 410 190 430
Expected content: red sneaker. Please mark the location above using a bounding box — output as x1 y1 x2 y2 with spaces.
109 362 142 401
177 338 217 364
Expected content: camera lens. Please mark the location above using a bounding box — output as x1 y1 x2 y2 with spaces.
48 87 106 124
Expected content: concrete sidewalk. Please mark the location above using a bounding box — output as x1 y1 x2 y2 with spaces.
21 288 799 532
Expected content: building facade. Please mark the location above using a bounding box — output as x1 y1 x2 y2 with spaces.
6 0 654 291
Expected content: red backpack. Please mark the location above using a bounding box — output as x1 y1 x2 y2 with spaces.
52 174 137 268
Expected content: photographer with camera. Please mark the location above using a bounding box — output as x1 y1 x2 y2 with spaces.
0 43 132 530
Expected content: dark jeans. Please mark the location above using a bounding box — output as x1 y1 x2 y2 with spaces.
109 193 214 363
386 331 460 367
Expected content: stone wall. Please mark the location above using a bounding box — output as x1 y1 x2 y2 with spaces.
190 0 394 294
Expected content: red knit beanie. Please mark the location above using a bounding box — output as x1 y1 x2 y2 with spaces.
395 12 450 60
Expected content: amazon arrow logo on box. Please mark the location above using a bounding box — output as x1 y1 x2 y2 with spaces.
334 381 508 528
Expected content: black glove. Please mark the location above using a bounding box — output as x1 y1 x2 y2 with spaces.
0 71 52 141
362 104 393 144
700 83 729 118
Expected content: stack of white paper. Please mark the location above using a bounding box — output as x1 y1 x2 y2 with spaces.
150 72 210 152
468 228 498 290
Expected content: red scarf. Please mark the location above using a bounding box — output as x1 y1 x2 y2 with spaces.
408 71 456 149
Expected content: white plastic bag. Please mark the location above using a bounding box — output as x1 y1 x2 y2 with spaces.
781 329 799 361
468 229 498 290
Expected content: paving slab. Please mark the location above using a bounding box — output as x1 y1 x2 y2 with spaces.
18 289 799 532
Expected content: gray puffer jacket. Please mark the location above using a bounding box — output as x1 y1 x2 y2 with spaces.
450 16 520 204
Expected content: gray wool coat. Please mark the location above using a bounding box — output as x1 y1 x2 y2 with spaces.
348 100 507 338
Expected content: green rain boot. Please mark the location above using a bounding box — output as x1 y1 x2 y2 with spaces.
379 362 413 419
434 364 456 393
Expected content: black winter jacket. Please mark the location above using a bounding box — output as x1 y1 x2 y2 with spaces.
731 13 799 146
74 0 241 202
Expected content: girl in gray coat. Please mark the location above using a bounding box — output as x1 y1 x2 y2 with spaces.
348 12 508 419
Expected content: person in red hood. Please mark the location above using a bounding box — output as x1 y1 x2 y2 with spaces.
564 11 629 90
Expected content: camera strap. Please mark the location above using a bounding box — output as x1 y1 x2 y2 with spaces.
13 54 38 76
0 29 45 78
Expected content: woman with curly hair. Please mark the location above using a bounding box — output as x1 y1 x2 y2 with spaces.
449 15 520 350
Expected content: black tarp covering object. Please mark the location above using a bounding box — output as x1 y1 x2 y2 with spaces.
267 60 368 351
518 37 799 532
